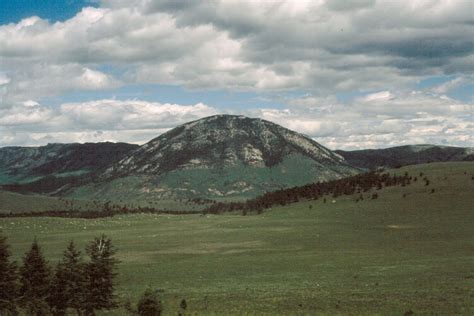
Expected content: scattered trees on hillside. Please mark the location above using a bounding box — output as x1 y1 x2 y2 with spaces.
204 170 415 214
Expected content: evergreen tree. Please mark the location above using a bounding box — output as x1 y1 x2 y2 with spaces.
84 235 119 315
137 288 162 316
0 232 19 315
48 262 68 316
63 241 86 313
19 239 51 315
49 241 86 315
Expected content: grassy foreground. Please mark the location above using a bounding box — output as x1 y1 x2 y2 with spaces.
1 162 473 315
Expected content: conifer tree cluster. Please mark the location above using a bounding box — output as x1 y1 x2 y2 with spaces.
0 233 118 316
205 170 415 214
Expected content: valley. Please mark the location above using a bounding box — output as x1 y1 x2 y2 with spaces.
2 162 473 315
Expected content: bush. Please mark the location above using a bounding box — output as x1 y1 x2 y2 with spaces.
179 299 187 315
137 289 162 316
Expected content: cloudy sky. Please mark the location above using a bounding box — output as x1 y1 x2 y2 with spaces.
0 0 472 149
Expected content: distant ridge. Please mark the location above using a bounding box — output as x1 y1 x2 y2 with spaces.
336 144 474 170
0 142 139 185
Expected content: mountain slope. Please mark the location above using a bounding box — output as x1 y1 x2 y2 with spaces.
336 144 474 170
0 142 139 184
68 115 358 200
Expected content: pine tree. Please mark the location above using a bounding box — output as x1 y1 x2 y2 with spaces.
84 235 119 315
65 241 87 314
19 239 51 315
49 241 86 315
48 263 68 316
0 232 19 315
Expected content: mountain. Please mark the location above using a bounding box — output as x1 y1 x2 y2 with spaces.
2 119 472 202
336 144 474 170
0 142 139 185
66 115 358 200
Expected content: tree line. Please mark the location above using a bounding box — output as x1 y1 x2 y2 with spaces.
204 170 415 214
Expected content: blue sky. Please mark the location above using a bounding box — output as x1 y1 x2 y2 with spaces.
0 0 472 149
0 0 97 24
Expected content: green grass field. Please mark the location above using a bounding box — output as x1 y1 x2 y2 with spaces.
1 162 473 315
0 190 213 213
0 191 91 214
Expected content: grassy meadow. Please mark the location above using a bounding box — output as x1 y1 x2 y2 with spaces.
1 162 473 315
0 190 213 214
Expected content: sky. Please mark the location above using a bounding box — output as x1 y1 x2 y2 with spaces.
0 0 472 150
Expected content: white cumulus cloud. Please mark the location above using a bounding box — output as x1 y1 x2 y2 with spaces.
0 99 218 146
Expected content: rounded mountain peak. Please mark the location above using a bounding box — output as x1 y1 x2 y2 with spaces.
108 114 345 176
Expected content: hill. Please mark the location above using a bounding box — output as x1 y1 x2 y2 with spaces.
0 142 138 184
2 162 472 314
336 144 473 170
65 115 358 200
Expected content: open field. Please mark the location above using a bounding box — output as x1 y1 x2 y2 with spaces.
1 162 473 315
0 190 213 214
0 190 94 214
